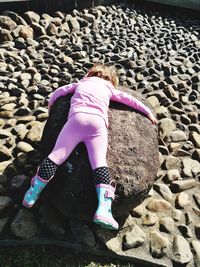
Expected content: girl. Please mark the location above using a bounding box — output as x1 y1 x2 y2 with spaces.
23 64 157 230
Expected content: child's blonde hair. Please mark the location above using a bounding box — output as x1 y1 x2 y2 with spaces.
86 63 119 87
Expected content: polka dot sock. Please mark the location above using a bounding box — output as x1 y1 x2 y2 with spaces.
93 166 111 185
38 157 58 180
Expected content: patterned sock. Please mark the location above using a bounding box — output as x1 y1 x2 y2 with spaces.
93 166 111 185
38 157 58 180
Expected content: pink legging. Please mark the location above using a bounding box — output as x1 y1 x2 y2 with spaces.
48 112 108 170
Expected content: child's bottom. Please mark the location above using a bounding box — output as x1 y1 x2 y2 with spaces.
48 112 108 170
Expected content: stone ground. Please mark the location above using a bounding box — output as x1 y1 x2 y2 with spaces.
0 1 199 266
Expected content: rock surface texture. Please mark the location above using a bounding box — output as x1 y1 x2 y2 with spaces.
40 91 159 221
0 2 199 267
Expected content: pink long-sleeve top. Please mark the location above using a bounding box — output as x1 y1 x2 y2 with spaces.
48 76 152 127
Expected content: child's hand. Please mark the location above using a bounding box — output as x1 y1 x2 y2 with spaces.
147 113 158 125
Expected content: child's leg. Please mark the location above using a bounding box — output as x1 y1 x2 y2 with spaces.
23 116 83 208
37 157 58 180
84 121 119 230
48 116 84 165
84 125 108 171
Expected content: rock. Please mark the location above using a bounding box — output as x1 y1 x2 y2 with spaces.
10 209 38 239
82 14 95 23
0 161 12 174
39 90 159 221
146 198 172 212
0 184 8 195
120 214 135 228
0 103 16 111
10 175 29 191
182 158 199 177
190 132 200 148
153 183 173 201
19 72 32 81
14 106 31 116
0 129 12 139
16 141 35 153
47 23 58 36
24 11 40 24
164 169 181 182
159 145 169 155
187 112 198 124
36 113 48 121
191 240 200 265
169 106 185 115
178 224 193 238
182 141 194 151
0 16 17 31
60 21 70 33
3 163 18 178
67 16 80 31
95 228 121 252
0 110 13 118
172 235 193 264
0 146 12 161
31 22 46 36
14 153 28 167
193 194 200 209
189 124 200 134
14 25 34 39
69 219 96 247
147 95 160 108
180 114 191 125
163 85 179 101
155 106 169 119
38 203 67 238
69 51 85 60
106 236 121 253
195 224 200 239
0 196 13 214
16 116 36 124
163 156 182 171
123 225 146 249
25 124 44 142
175 192 189 209
172 209 183 222
192 149 200 162
150 230 169 258
142 212 158 226
159 217 174 233
33 107 48 116
158 118 176 140
11 124 28 140
2 11 27 25
173 149 192 157
0 119 5 127
32 72 42 85
185 212 193 225
170 179 198 193
0 217 9 234
131 202 146 218
166 130 188 142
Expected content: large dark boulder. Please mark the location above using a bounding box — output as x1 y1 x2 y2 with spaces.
40 88 159 221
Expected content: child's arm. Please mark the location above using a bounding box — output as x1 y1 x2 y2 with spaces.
110 88 157 124
48 83 77 110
